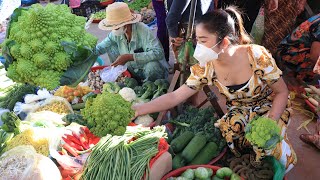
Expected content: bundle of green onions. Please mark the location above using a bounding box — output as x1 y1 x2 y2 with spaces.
82 126 166 180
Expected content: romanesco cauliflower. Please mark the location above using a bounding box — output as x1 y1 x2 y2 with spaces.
5 3 98 90
245 116 282 149
81 91 135 137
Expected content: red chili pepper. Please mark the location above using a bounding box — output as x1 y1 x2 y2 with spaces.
72 131 81 141
65 134 82 146
62 137 84 151
61 147 68 156
62 143 79 157
91 137 100 145
81 126 91 135
128 122 137 126
79 133 90 150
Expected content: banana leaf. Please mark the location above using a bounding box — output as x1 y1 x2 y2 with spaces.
60 41 98 87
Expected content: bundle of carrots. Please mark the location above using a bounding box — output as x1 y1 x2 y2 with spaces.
60 126 100 157
303 85 320 112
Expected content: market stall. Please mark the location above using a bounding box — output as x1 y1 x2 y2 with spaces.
1 1 319 180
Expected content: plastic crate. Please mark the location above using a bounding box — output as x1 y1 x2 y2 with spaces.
71 1 101 17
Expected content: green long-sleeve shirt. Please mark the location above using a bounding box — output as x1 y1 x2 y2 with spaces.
95 22 168 70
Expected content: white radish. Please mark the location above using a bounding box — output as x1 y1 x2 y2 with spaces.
308 85 320 96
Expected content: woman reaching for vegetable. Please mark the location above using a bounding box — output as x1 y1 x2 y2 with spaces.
133 6 297 172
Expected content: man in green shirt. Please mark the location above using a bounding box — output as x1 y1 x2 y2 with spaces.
96 2 168 82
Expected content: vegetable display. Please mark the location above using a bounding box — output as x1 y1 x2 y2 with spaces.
5 128 49 156
167 167 240 180
245 116 282 149
82 126 166 180
303 85 320 111
60 127 100 157
54 85 92 103
0 111 21 134
81 91 134 137
3 4 98 90
126 0 151 11
170 106 225 151
0 129 14 155
0 83 36 111
91 11 106 20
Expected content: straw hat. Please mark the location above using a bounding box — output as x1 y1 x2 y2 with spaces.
98 2 141 31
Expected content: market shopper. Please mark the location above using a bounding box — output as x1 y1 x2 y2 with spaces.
133 6 297 172
96 2 169 82
276 13 320 82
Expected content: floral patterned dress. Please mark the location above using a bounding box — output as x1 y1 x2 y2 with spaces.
186 44 297 172
276 13 320 82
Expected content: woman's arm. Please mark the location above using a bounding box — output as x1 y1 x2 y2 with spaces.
132 84 198 117
267 77 289 120
310 41 320 63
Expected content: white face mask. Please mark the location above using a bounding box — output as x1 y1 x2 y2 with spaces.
193 42 222 67
112 26 126 36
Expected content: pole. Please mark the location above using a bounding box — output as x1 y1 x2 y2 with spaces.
179 0 197 87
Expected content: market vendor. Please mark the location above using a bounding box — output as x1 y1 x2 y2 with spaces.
276 13 320 82
96 2 169 82
133 6 297 172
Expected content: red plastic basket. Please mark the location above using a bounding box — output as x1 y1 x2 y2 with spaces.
90 65 132 78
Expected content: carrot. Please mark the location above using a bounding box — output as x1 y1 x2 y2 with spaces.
62 137 84 151
62 143 79 157
302 94 319 107
65 134 82 146
304 88 314 93
308 85 320 96
308 98 319 107
79 133 90 150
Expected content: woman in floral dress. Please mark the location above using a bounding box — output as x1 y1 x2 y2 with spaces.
133 6 297 172
276 13 320 82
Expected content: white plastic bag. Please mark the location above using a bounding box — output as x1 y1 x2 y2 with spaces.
100 65 127 82
24 89 52 104
0 145 61 180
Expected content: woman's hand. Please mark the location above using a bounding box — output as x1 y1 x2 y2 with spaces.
131 104 140 121
267 0 278 12
170 37 184 47
111 54 133 66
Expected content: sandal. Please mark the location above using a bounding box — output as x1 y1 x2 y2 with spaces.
299 134 320 149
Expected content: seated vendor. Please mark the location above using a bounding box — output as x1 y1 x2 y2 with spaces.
96 2 169 82
276 13 320 82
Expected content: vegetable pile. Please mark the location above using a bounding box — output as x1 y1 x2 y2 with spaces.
171 132 220 169
0 111 21 134
126 0 151 11
5 128 49 156
167 167 241 180
133 79 169 100
91 11 106 20
228 154 274 180
81 90 134 137
54 85 92 103
303 85 320 111
170 106 225 150
0 83 36 111
82 126 166 180
60 127 100 157
3 4 98 90
245 116 282 149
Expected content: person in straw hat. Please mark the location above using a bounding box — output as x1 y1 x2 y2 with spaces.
96 2 169 82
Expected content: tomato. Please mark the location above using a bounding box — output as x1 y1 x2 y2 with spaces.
73 91 81 97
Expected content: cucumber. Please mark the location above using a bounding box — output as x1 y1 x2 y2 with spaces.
189 142 218 165
170 131 194 153
71 103 86 110
172 154 186 170
181 133 207 163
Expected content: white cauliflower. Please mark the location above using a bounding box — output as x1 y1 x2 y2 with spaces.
134 115 154 127
119 87 137 102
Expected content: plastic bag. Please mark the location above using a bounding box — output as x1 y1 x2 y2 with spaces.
250 6 265 44
24 89 52 104
0 145 61 180
25 111 66 127
177 41 198 65
265 156 286 180
100 65 127 82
